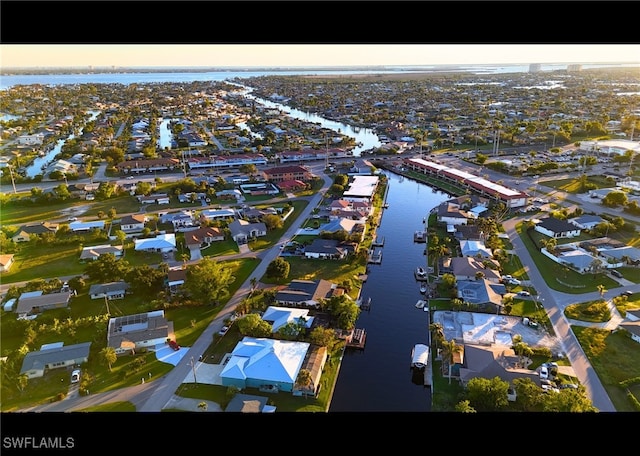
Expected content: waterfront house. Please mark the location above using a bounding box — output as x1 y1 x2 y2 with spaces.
456 279 505 313
273 278 342 309
261 306 314 333
303 238 352 260
458 344 542 388
220 337 310 394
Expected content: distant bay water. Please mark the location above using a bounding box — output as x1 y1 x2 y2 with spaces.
2 63 638 90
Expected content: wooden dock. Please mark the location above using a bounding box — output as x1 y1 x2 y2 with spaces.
346 328 366 350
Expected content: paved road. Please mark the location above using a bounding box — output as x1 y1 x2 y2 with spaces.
502 215 618 412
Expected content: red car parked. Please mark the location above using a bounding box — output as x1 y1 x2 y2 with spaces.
168 340 180 351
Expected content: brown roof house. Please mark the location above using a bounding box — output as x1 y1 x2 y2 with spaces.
183 226 225 261
0 254 15 272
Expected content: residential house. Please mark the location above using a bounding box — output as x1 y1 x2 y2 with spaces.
225 393 276 413
328 199 372 221
106 310 173 355
79 244 123 261
15 291 73 317
0 254 15 272
134 233 176 253
342 175 379 204
457 279 506 313
12 222 59 243
138 193 171 205
261 306 314 333
89 281 130 300
183 226 225 260
436 201 474 227
318 218 365 240
19 342 91 380
619 321 640 344
273 279 341 308
220 337 310 393
199 208 237 223
454 224 484 241
159 210 195 229
459 239 493 258
166 268 187 295
228 219 267 244
569 214 605 230
445 257 502 282
534 217 581 239
303 238 353 260
457 344 542 387
120 214 148 232
69 220 106 232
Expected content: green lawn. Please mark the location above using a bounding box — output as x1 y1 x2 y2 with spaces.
572 326 640 412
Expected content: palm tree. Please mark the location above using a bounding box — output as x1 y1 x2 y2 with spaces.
597 284 607 299
440 339 462 385
100 346 117 372
295 368 314 398
428 242 448 277
429 322 444 352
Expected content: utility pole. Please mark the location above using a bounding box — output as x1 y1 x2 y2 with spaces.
190 356 197 383
8 165 17 194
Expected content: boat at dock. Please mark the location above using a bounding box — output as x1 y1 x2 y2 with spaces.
414 230 426 243
411 344 430 370
415 299 428 309
415 266 428 280
420 282 427 294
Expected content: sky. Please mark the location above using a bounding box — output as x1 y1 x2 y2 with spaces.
2 44 639 69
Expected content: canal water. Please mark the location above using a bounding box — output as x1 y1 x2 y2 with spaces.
329 171 453 412
25 110 100 178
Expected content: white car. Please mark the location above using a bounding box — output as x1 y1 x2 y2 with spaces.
539 365 549 380
218 326 229 336
71 369 81 383
517 291 531 297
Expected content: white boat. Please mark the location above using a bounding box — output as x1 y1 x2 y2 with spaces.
411 344 430 369
415 267 428 280
420 283 427 294
415 299 427 309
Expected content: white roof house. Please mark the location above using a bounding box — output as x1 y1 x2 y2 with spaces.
134 233 176 252
220 337 310 393
261 306 314 333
